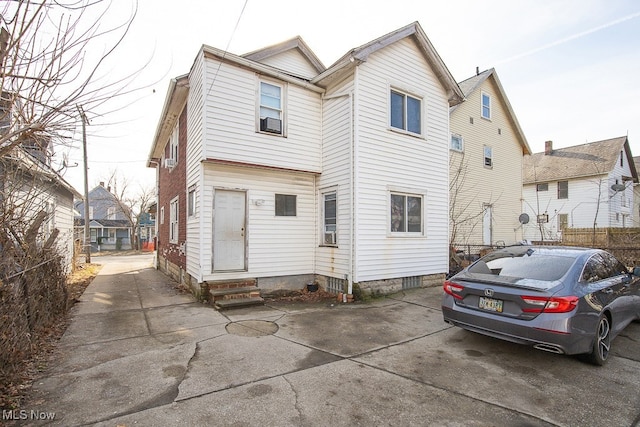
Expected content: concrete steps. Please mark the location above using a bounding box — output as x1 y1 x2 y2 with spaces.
207 280 264 310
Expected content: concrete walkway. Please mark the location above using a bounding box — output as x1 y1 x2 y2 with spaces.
21 254 640 426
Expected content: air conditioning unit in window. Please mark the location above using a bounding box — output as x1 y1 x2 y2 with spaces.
260 117 282 134
163 158 176 168
324 232 336 245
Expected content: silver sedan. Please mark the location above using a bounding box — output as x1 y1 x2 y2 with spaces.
442 246 640 365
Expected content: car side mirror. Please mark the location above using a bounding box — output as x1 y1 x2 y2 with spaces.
633 267 640 277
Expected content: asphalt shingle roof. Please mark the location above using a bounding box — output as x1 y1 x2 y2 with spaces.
523 136 635 183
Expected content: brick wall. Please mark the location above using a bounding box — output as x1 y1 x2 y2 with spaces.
157 106 187 269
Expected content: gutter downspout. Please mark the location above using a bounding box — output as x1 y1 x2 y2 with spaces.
349 66 359 296
149 159 160 269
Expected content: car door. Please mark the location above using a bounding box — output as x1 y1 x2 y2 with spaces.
581 253 632 333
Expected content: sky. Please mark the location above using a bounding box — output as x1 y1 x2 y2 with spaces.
58 0 640 196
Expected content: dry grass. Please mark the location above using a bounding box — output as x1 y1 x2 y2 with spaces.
0 263 102 410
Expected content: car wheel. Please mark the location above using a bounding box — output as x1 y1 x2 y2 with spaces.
586 314 611 366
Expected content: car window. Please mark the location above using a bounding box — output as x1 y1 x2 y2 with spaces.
580 253 626 283
600 252 628 276
484 255 574 281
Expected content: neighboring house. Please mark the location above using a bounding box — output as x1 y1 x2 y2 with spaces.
0 145 81 273
147 21 464 303
449 68 531 249
74 182 133 251
522 137 638 241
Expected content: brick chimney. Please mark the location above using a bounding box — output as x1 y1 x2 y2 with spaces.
545 140 553 155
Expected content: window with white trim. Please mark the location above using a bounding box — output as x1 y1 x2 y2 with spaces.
484 145 493 168
390 193 423 233
322 191 337 245
481 92 491 119
169 197 178 243
451 133 463 151
169 123 179 166
160 206 165 225
89 206 94 220
107 206 116 220
188 185 196 217
390 89 421 135
259 81 284 135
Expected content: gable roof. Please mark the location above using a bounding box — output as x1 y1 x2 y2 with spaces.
452 68 531 155
312 21 464 107
523 136 638 184
242 36 326 76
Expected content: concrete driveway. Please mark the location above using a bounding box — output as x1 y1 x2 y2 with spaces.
22 253 640 426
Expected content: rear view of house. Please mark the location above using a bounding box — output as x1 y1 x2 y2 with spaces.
449 68 531 250
148 22 464 305
522 137 638 241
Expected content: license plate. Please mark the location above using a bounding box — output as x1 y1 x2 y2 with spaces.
479 296 503 313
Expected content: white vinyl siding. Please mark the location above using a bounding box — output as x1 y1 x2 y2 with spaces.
252 49 319 80
315 79 353 279
186 53 205 279
522 177 609 241
199 164 315 281
350 37 449 281
201 58 321 173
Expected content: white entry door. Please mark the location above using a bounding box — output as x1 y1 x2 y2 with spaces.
483 204 492 246
213 190 246 271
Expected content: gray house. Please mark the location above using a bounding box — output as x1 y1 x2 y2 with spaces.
74 182 133 252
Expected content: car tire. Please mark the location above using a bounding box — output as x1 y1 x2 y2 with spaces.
585 314 611 366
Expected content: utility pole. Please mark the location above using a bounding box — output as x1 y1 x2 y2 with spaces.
78 105 90 264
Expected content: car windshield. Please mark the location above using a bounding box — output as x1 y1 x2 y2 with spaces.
467 249 577 284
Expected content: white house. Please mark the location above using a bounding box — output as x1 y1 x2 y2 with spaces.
147 22 464 306
522 137 638 242
1 146 81 273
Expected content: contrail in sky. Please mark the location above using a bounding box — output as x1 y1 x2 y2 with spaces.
496 11 640 65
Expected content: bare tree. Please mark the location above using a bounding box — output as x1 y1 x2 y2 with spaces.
0 0 142 161
0 1 144 401
99 169 154 250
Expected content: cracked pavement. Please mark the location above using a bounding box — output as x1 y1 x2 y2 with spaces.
23 253 640 426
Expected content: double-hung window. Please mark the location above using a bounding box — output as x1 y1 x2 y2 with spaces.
484 146 493 168
322 191 337 245
259 81 283 135
168 123 178 167
169 197 178 243
390 193 423 233
451 133 463 151
188 185 196 217
557 181 568 199
481 92 491 119
390 89 421 135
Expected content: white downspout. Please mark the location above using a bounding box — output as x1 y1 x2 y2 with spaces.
349 67 359 296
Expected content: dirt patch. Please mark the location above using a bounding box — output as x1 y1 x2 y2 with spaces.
263 287 338 303
0 263 102 411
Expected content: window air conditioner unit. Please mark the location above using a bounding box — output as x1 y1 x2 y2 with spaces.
260 117 282 134
163 158 176 168
324 232 336 245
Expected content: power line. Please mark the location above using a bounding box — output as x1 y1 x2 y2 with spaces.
205 0 249 99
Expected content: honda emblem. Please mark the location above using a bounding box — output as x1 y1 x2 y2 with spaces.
484 288 494 297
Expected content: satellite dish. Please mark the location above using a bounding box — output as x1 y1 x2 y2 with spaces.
518 213 530 224
611 183 625 192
